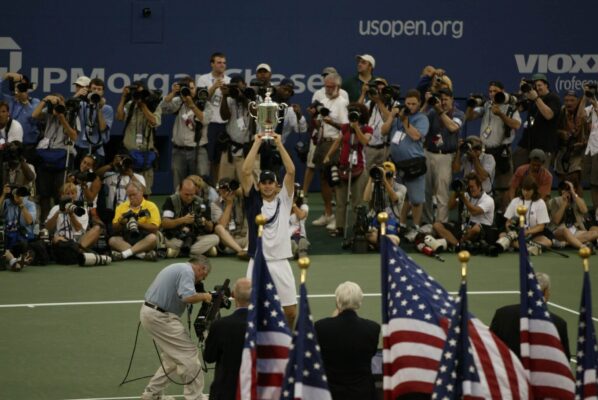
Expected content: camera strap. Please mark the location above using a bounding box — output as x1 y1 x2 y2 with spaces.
1 118 13 140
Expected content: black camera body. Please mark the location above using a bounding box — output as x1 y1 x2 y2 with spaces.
114 155 133 173
369 166 392 182
348 109 361 123
72 169 97 183
217 179 240 192
427 95 440 106
367 83 379 97
459 141 473 154
310 100 330 117
121 209 150 239
466 94 485 108
451 178 467 193
176 83 192 98
59 196 86 217
194 279 232 341
520 79 534 93
6 186 30 202
382 85 401 102
395 104 411 116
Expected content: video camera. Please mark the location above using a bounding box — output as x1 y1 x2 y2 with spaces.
194 279 232 341
59 196 86 217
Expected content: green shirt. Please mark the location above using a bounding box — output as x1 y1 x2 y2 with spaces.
342 74 377 103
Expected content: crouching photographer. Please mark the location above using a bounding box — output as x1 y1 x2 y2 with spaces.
211 178 248 259
430 173 495 253
162 178 219 259
109 181 160 261
290 183 310 258
364 162 406 246
45 183 105 266
1 140 36 194
0 185 36 271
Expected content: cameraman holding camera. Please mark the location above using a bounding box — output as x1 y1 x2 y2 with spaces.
210 178 248 259
464 81 521 198
431 173 495 251
109 181 160 261
140 256 212 400
548 180 598 249
0 185 36 271
359 78 395 167
162 178 219 259
1 141 36 195
45 182 101 264
582 84 598 212
32 93 78 222
289 183 310 259
73 77 113 166
116 81 162 195
452 135 495 194
162 76 205 191
342 54 377 102
0 100 24 145
423 87 464 224
273 78 307 147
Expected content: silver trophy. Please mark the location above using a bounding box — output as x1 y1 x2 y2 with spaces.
248 88 287 139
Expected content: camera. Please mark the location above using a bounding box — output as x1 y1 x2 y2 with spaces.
367 83 379 97
395 104 410 116
248 78 271 98
466 94 485 108
585 83 598 99
369 166 392 181
493 91 515 105
520 79 534 93
47 102 66 114
491 230 518 255
329 165 340 186
130 88 162 112
293 183 305 207
121 209 150 239
114 155 133 173
348 109 361 123
226 83 242 99
295 139 309 164
427 95 440 106
194 279 232 341
72 169 97 183
217 179 239 192
459 141 473 154
382 85 401 102
15 81 33 93
87 92 101 104
177 83 191 98
59 196 86 217
2 141 23 165
6 186 30 201
310 100 330 117
451 178 467 193
195 87 209 110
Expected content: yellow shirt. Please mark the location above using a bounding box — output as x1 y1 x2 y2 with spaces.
113 198 161 227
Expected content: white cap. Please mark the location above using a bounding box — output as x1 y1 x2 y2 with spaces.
355 54 376 69
256 63 271 73
74 76 91 87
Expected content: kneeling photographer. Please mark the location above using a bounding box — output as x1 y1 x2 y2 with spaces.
1 140 36 195
0 185 36 271
139 256 213 400
430 173 495 253
210 178 248 259
45 182 104 265
452 135 495 194
109 181 160 261
162 178 219 259
363 162 406 246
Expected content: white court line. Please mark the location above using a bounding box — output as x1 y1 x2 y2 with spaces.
0 291 520 309
65 397 184 400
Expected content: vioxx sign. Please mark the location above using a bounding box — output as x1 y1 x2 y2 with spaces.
515 54 598 74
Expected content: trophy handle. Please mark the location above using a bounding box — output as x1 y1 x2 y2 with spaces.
277 102 288 122
248 101 258 120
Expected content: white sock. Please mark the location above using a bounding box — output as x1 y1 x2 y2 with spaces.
135 252 146 259
8 258 17 267
121 249 133 259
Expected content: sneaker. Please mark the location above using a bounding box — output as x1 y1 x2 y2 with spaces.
527 244 541 256
404 229 419 243
111 250 124 261
312 214 334 226
326 217 337 231
143 250 158 262
552 239 566 249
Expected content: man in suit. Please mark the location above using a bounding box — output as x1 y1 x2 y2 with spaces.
204 277 250 400
490 272 570 360
315 281 381 400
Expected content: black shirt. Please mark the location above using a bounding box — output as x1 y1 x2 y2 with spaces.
519 92 561 153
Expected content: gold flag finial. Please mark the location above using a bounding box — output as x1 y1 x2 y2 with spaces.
255 214 267 237
458 251 470 279
579 246 591 273
377 212 389 236
516 205 527 228
298 256 311 284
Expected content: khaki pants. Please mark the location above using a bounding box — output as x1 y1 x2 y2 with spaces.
218 153 245 181
165 234 219 257
424 151 454 224
139 305 205 400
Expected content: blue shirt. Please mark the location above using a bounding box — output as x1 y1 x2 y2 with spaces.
424 107 464 153
2 197 36 239
1 78 40 145
75 102 113 156
145 263 197 316
389 112 429 162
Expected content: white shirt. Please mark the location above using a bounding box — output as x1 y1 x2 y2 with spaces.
312 87 349 103
318 95 349 139
462 153 496 194
465 192 494 226
46 204 89 240
584 105 598 156
262 185 293 260
103 172 146 210
196 73 231 124
504 198 550 228
280 107 307 144
289 204 309 238
0 118 23 144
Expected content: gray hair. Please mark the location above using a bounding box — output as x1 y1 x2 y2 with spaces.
233 278 252 306
335 281 363 312
188 255 211 273
536 272 551 293
125 180 145 193
324 72 342 87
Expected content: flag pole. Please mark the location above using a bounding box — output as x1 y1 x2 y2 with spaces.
580 246 591 272
458 251 470 280
298 256 310 284
377 211 389 236
516 205 527 227
256 214 266 238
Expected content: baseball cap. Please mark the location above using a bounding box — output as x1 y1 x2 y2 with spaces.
256 63 271 73
321 67 338 76
259 170 277 183
279 78 295 88
356 54 376 69
74 76 91 87
465 135 483 148
229 73 244 84
529 148 547 162
382 161 396 173
564 90 578 97
373 77 388 86
531 73 548 83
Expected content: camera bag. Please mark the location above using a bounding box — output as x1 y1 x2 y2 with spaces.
395 156 427 180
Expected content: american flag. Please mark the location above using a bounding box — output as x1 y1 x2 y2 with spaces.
431 278 484 399
280 283 332 400
517 228 575 399
575 269 598 399
237 237 292 400
380 236 530 399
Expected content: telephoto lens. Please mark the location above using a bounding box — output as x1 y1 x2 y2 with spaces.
78 253 112 266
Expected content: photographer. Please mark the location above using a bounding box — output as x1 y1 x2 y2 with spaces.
508 149 553 202
210 178 248 259
289 183 310 259
218 74 251 181
109 181 160 261
32 93 78 222
139 256 212 400
0 185 36 271
45 182 101 264
382 89 429 236
417 65 453 110
582 83 598 212
452 135 495 194
162 178 219 259
116 81 162 195
431 173 495 251
73 77 113 166
464 81 521 198
363 162 406 246
323 102 372 238
309 73 349 231
1 72 41 157
423 87 464 224
513 74 562 169
359 78 395 166
2 141 36 195
162 76 205 190
499 176 551 255
273 78 307 147
548 181 598 249
0 100 24 145
342 54 377 102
